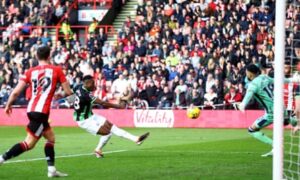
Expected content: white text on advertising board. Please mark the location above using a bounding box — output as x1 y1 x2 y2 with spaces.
134 110 175 128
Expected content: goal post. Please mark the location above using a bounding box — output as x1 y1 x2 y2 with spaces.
273 0 287 179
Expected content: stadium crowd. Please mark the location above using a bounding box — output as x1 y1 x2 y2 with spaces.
0 0 299 109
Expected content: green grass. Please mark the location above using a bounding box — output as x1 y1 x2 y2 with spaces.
0 127 276 180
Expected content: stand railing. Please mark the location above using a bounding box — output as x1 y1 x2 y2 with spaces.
78 0 113 9
57 0 79 25
0 25 115 44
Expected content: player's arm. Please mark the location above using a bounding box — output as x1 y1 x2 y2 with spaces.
58 67 73 96
5 81 27 115
238 88 255 112
61 81 73 96
94 98 125 109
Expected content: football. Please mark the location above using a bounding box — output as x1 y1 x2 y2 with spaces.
187 107 201 119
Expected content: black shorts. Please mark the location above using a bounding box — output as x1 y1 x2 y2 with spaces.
27 112 50 139
296 85 300 97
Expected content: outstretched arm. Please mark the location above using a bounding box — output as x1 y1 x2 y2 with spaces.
94 98 125 109
238 90 254 112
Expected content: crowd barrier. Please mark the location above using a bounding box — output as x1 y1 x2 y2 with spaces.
0 109 266 128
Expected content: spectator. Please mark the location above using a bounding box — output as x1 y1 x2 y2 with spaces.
166 51 180 67
0 83 10 105
54 3 64 24
158 86 174 109
102 42 113 56
174 79 187 107
60 19 73 43
97 28 108 47
88 18 99 34
224 87 243 109
205 73 215 93
190 89 203 107
111 74 129 99
134 40 147 57
145 79 158 107
203 87 218 109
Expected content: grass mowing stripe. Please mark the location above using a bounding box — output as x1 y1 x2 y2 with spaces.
139 149 263 154
4 149 127 164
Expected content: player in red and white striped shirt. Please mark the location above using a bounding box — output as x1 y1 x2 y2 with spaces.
284 63 297 115
20 62 68 114
284 62 300 133
0 46 73 178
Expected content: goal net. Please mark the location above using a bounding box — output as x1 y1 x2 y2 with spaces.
283 0 300 179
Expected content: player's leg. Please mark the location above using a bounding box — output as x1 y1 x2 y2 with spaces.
293 96 300 133
43 128 68 177
94 118 112 158
96 115 150 145
77 115 113 158
94 119 148 158
284 110 298 127
95 133 112 158
248 114 274 157
0 132 39 165
0 112 48 164
97 118 150 145
248 114 273 146
98 119 137 142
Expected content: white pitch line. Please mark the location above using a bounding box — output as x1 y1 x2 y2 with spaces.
4 149 127 164
3 149 264 164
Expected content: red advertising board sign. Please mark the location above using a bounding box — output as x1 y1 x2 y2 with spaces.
0 109 266 128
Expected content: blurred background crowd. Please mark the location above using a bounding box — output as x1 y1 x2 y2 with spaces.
0 0 299 109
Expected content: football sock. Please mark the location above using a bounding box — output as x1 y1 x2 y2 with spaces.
289 116 298 127
45 141 55 166
48 166 56 172
248 130 273 146
96 133 112 151
110 125 138 142
2 141 29 160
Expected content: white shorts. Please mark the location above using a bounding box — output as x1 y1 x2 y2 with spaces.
77 114 106 135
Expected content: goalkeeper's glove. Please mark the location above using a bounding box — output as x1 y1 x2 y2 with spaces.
237 102 245 112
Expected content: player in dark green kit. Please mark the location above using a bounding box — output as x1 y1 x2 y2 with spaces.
74 75 149 158
238 64 298 157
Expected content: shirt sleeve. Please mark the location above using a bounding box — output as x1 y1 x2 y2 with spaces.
267 76 274 83
242 83 256 106
57 67 67 83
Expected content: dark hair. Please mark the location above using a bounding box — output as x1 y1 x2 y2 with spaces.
36 46 50 61
83 75 93 81
246 64 260 75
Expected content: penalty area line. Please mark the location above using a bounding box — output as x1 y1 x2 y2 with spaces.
4 149 128 164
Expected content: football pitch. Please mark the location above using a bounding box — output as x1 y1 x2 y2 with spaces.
0 127 274 180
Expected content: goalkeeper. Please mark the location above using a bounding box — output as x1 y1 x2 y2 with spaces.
238 64 298 157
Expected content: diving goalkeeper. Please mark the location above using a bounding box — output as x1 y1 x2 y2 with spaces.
238 64 298 157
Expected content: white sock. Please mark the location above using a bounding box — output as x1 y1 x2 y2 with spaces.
110 125 138 142
48 166 56 172
0 155 4 163
95 133 112 151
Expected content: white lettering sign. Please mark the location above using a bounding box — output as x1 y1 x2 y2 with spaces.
78 10 108 22
134 110 175 128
